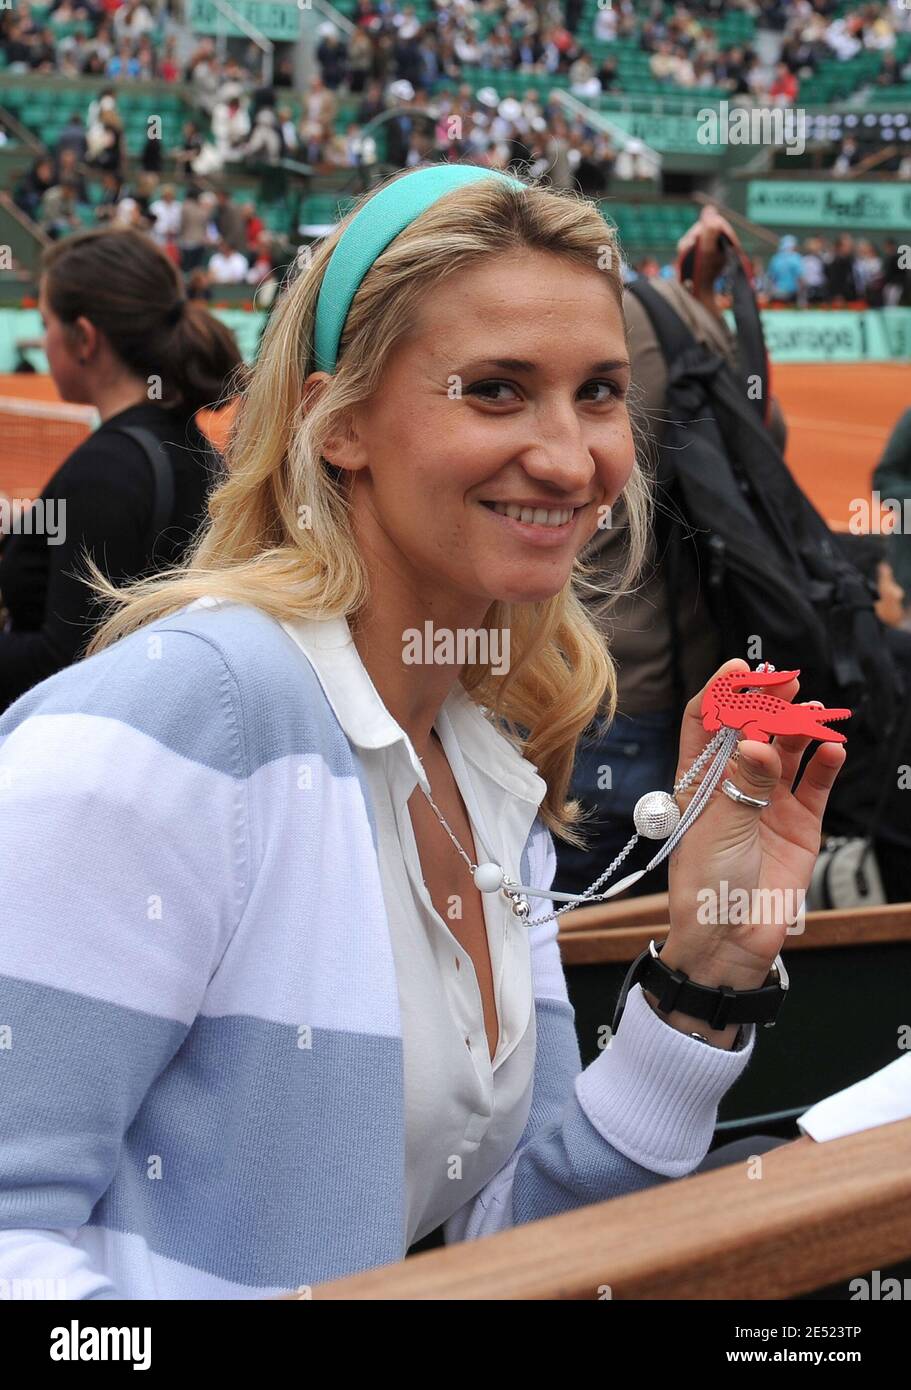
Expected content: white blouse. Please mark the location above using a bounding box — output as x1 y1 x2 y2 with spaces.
279 614 549 1248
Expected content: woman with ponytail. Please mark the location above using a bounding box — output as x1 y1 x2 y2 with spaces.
0 225 244 712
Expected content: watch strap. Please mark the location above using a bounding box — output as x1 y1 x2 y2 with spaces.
612 940 788 1035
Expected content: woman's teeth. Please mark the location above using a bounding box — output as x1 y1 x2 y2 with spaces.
489 502 574 527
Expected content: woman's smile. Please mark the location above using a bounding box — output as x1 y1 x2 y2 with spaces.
478 497 592 546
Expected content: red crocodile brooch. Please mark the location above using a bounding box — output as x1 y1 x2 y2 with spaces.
701 668 851 744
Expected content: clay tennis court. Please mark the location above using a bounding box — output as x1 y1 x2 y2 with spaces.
1 364 907 530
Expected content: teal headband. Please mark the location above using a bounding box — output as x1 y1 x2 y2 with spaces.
313 164 527 375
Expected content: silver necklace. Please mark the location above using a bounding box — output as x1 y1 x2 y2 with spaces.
417 663 773 929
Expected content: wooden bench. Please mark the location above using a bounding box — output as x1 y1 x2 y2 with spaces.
306 1117 911 1299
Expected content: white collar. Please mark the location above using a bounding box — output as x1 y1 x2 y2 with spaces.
276 611 547 812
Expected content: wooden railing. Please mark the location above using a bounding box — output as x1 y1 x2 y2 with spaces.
557 896 911 965
306 1117 911 1299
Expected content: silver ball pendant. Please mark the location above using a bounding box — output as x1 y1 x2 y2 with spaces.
633 790 681 840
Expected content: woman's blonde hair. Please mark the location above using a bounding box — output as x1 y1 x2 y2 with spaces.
82 166 652 846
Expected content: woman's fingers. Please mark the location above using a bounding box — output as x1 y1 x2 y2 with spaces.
772 702 824 792
793 741 847 822
718 738 783 828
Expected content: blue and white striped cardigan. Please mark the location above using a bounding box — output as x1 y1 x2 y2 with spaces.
0 600 753 1299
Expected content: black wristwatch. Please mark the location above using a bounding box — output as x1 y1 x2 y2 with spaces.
611 939 789 1035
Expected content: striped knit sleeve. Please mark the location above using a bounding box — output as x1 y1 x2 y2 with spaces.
443 820 757 1243
0 627 251 1299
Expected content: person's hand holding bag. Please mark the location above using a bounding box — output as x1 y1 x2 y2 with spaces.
651 658 847 1047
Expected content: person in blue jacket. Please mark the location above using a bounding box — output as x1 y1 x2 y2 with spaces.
767 233 804 303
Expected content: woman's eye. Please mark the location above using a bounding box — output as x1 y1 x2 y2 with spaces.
466 379 625 404
465 380 519 403
582 379 625 403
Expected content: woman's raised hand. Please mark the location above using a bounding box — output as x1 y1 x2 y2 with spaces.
661 657 847 994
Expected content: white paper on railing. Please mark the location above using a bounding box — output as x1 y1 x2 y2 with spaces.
797 1053 911 1142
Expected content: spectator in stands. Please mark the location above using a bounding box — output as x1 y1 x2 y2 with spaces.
113 0 155 42
3 17 34 72
799 235 829 306
13 156 57 221
825 12 865 61
838 534 906 631
303 75 338 144
213 187 247 253
212 86 252 165
86 97 125 177
187 37 221 115
780 32 818 78
135 34 157 80
89 108 125 178
569 49 601 99
826 232 859 303
766 234 803 303
178 184 214 273
594 1 620 43
882 237 911 307
26 22 54 71
832 134 863 175
347 26 373 94
107 38 141 79
241 201 265 260
86 86 117 133
149 183 182 255
239 107 282 164
208 237 250 285
173 119 204 179
158 34 181 83
55 112 88 169
543 114 574 190
317 23 349 90
245 231 278 300
0 226 243 713
55 148 89 205
768 60 799 103
855 238 884 305
186 265 214 302
598 55 619 90
92 169 122 223
38 178 84 241
141 119 165 174
356 78 386 127
276 106 298 154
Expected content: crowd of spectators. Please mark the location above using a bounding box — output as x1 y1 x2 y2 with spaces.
3 2 911 188
5 0 911 306
11 85 280 300
758 230 911 307
629 227 911 310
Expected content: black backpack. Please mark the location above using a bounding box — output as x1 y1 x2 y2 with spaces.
626 266 906 748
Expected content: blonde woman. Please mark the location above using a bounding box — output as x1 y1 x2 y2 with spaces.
0 165 845 1300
